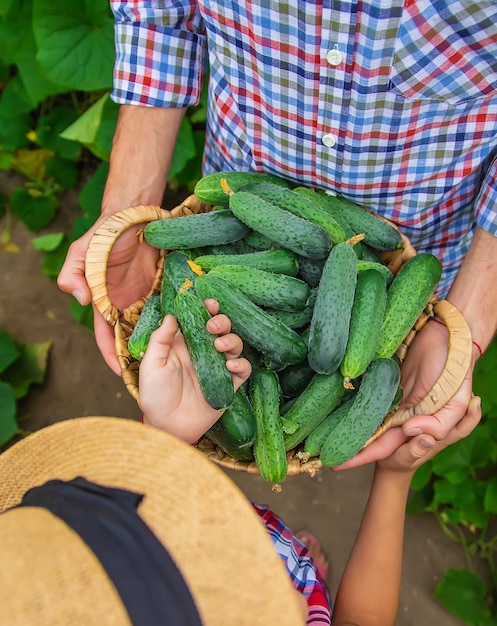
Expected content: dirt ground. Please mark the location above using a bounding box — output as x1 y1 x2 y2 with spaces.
0 172 467 625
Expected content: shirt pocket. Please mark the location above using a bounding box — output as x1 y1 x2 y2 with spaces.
388 0 497 104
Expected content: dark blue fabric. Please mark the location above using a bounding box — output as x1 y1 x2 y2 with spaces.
17 477 203 626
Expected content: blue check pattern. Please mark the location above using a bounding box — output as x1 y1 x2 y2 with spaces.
110 0 497 296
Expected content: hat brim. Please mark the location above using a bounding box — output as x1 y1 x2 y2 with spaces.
0 416 304 626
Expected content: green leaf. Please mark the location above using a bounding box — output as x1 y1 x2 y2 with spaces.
40 237 70 279
0 0 15 17
33 0 115 91
0 381 17 446
0 75 36 118
434 568 491 624
2 341 51 399
70 300 93 332
10 187 56 232
484 476 497 514
60 92 107 145
45 155 79 189
0 331 21 373
70 161 109 239
168 117 197 180
0 189 7 218
410 459 433 491
36 106 80 160
31 232 65 252
433 477 476 508
0 112 31 151
406 484 435 516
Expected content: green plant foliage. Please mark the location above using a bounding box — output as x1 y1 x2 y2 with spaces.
408 339 497 624
32 0 115 91
0 331 51 448
9 187 56 232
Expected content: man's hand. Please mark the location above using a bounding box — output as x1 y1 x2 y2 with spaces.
333 319 477 470
139 299 252 444
58 217 160 375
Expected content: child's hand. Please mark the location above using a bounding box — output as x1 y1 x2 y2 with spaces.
375 395 481 475
138 299 252 444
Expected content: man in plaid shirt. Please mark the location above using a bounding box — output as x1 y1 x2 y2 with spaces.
60 3 492 479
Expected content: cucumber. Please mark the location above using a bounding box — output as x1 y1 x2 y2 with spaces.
250 368 288 486
227 190 332 260
304 396 356 457
194 171 292 206
173 287 234 410
195 273 308 366
375 253 442 358
164 251 204 292
241 181 347 245
308 242 358 374
197 243 238 256
281 371 345 451
293 187 353 243
279 359 315 398
206 386 256 460
340 269 388 388
243 230 279 251
265 289 315 330
194 248 299 276
127 293 162 361
144 209 250 250
320 357 401 466
357 259 393 286
297 255 325 288
208 264 311 311
160 274 177 318
322 194 403 251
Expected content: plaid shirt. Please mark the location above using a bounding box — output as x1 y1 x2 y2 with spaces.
252 503 332 625
110 1 497 296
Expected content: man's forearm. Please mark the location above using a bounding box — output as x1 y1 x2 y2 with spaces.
446 226 497 354
101 104 187 215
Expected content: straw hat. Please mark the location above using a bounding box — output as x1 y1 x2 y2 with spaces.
0 416 305 626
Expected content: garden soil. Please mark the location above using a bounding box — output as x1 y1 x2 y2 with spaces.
0 172 466 625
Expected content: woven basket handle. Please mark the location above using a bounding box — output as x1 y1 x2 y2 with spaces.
85 205 169 326
367 299 473 445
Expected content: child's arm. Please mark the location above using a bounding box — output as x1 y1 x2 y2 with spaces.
138 299 252 444
332 396 481 626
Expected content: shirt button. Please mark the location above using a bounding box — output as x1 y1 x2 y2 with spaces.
322 133 337 148
326 48 343 66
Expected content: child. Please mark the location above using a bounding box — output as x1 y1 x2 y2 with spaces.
138 298 482 626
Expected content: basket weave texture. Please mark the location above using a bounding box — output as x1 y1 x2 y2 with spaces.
85 194 473 477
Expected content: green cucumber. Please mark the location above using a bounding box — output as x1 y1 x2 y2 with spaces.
297 255 326 288
194 171 292 206
160 274 177 318
304 396 356 457
375 253 442 358
208 264 311 311
195 273 308 366
293 187 354 242
340 269 388 387
322 194 403 251
241 181 346 245
250 368 288 486
265 288 317 330
164 251 204 292
173 288 234 410
320 357 401 466
194 248 299 276
282 370 345 451
227 190 332 260
308 242 358 374
279 359 315 398
144 209 250 250
243 230 279 251
206 386 256 460
357 259 394 286
127 293 162 361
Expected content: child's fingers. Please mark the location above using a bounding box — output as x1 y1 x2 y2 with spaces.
226 357 252 387
206 313 231 336
214 332 243 358
141 314 177 366
204 298 220 316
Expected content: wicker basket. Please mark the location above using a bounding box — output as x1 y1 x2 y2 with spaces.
85 194 473 477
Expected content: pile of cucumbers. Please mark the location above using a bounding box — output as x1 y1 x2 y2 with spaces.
128 171 442 488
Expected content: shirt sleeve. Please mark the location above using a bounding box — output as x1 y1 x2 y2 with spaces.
251 503 332 625
474 153 497 237
109 1 207 108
